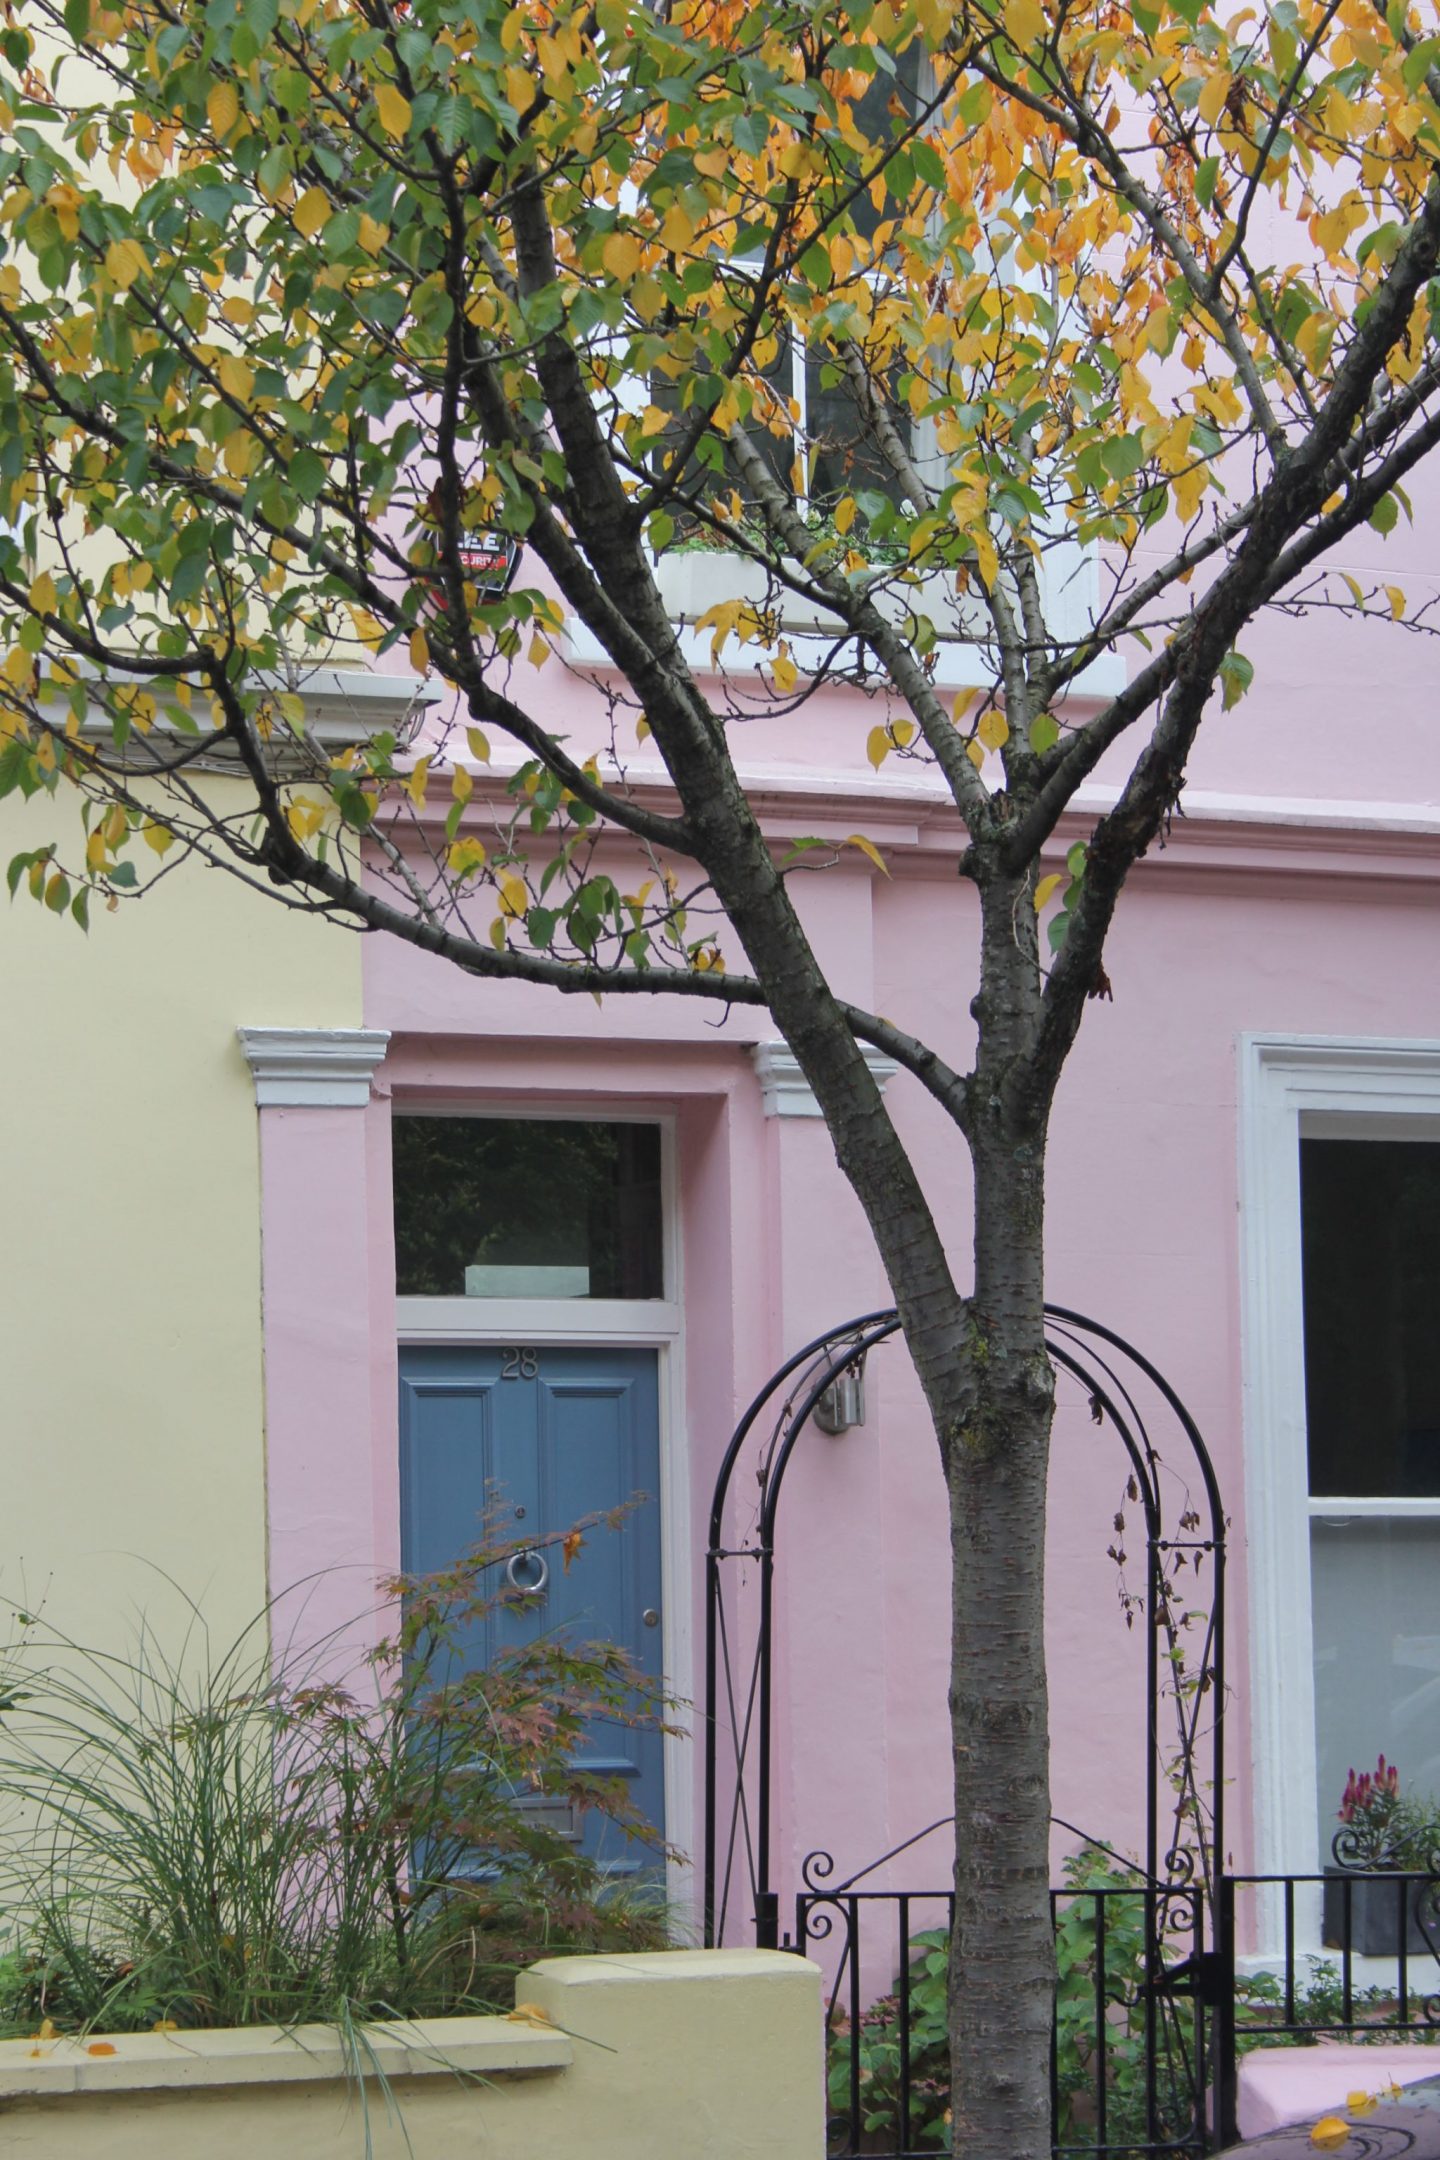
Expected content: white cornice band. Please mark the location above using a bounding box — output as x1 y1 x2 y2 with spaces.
237 1027 391 1107
751 1040 900 1119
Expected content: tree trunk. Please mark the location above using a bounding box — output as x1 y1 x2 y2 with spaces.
945 875 1057 2160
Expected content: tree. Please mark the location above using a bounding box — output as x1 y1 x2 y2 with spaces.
2 0 1439 2146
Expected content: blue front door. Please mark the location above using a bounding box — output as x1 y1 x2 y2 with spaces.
398 1343 664 1868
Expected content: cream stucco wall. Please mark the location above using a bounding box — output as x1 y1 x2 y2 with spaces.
0 1951 825 2160
0 775 361 1659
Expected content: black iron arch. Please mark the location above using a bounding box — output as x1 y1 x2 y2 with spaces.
702 1303 1227 1951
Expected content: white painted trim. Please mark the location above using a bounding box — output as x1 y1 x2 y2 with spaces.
237 1026 391 1107
1238 1033 1440 1948
751 1040 899 1118
57 666 433 758
396 1297 681 1342
391 1112 695 1895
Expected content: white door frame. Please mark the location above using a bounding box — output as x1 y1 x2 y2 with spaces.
392 1104 694 1898
1238 1034 1440 1943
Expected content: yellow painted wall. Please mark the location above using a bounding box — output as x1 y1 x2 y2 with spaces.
0 1951 826 2160
0 775 361 1659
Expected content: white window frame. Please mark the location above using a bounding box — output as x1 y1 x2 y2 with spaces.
1238 1033 1440 1950
392 1103 693 1899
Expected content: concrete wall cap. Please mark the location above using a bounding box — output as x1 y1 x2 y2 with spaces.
0 2015 570 2100
527 1947 822 1986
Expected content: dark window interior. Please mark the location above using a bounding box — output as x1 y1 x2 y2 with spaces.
393 1117 663 1299
1301 1136 1440 1497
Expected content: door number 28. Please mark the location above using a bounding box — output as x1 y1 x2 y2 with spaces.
500 1347 540 1380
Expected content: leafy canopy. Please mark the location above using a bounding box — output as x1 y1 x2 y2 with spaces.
0 0 1437 977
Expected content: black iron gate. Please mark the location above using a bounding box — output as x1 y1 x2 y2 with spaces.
702 1306 1230 2158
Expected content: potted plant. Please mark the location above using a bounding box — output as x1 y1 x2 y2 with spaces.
1323 1757 1440 1957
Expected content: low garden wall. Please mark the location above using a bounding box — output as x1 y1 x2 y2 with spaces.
0 1948 823 2159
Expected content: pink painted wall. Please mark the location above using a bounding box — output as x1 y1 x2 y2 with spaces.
249 566 1440 1934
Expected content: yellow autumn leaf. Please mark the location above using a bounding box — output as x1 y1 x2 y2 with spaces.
409 626 430 671
1172 462 1207 524
294 187 330 239
217 353 254 401
104 238 148 289
972 527 999 590
207 81 239 139
1034 873 1064 910
658 203 695 253
358 214 389 254
978 707 1009 751
1347 2093 1378 2117
406 755 430 807
1385 586 1405 620
451 764 473 805
1310 2118 1350 2151
833 495 857 537
602 231 642 281
965 739 986 770
1196 71 1234 129
28 570 57 615
466 727 491 763
374 82 412 139
843 833 890 878
772 649 798 693
1004 0 1047 49
142 819 175 855
866 725 891 771
507 2002 555 2029
498 871 528 917
448 837 487 876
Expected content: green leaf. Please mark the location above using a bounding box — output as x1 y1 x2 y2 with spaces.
1217 647 1254 709
289 447 327 502
1193 156 1220 209
1368 491 1399 535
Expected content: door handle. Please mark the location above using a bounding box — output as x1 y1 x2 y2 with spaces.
505 1548 550 1596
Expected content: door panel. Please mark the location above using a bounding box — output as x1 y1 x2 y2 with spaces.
398 1343 664 1868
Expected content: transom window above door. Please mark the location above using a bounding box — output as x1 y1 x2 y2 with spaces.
392 1117 664 1300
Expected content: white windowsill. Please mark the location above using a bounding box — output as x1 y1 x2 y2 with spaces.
564 547 1125 697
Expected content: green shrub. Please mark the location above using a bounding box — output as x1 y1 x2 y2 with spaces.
0 1517 674 2037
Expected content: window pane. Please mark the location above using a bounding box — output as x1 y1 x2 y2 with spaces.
1301 1138 1440 1497
392 1119 663 1299
806 348 912 513
1311 1518 1440 1841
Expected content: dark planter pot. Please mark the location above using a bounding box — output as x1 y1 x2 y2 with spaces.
1322 1869 1434 1957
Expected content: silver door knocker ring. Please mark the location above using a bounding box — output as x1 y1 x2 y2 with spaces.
505 1548 550 1595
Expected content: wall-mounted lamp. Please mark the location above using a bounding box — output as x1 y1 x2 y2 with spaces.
814 1365 866 1435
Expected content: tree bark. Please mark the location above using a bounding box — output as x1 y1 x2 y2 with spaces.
943 868 1057 2160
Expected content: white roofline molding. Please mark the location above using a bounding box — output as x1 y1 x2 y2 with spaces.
237 1027 391 1108
751 1040 899 1118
